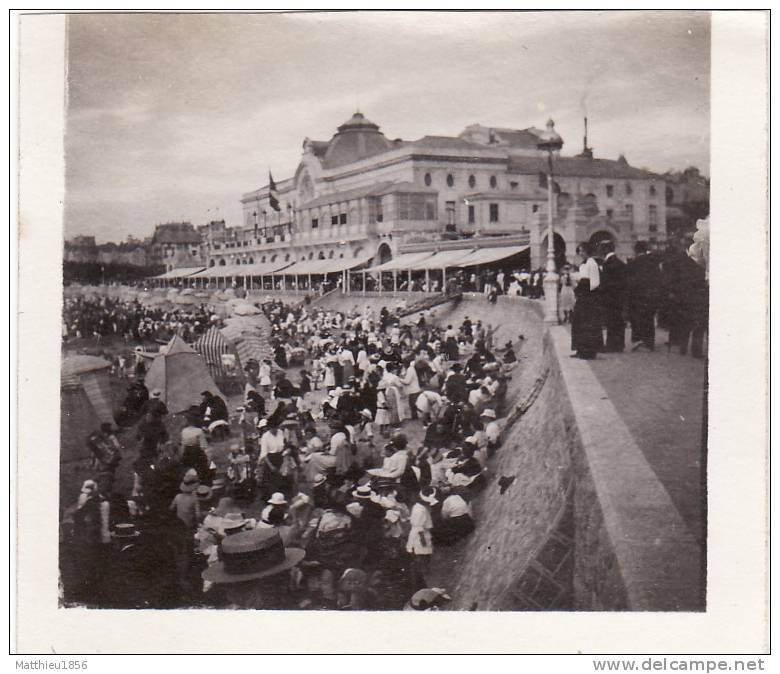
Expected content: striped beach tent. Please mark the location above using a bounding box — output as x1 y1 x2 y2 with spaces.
233 333 271 366
193 326 233 380
61 355 115 463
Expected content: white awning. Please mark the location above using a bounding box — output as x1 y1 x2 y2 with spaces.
153 267 206 279
241 261 295 276
191 264 267 279
313 253 375 274
367 251 438 273
272 253 374 275
456 245 530 266
405 248 478 271
269 259 325 276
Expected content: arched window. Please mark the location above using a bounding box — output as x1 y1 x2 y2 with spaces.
308 252 314 260
261 256 266 263
446 174 454 187
318 251 326 260
339 253 344 258
218 258 226 266
328 250 334 258
285 253 290 261
209 259 215 267
649 184 657 196
271 254 277 262
248 257 254 264
424 173 432 186
468 174 476 189
490 175 498 189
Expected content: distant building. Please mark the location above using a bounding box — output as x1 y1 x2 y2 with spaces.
96 240 150 267
149 222 205 272
63 235 99 263
202 112 666 272
664 167 710 241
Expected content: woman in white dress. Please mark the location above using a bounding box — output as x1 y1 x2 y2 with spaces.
323 352 337 390
558 270 576 324
407 487 437 591
570 242 603 359
258 359 272 394
374 381 391 437
383 367 409 424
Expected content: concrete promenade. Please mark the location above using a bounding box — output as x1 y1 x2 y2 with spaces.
580 326 706 547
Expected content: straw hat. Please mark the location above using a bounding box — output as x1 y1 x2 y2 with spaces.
111 523 140 539
179 468 200 493
211 497 240 518
351 485 374 500
404 587 451 611
201 528 305 584
267 492 288 506
220 512 250 535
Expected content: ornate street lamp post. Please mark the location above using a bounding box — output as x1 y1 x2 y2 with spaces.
536 118 564 324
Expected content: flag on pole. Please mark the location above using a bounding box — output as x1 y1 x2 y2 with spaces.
268 171 281 212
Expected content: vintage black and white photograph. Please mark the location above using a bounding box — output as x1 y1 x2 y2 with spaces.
55 9 712 612
12 8 770 655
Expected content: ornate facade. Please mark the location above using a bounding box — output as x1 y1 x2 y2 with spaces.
204 112 667 270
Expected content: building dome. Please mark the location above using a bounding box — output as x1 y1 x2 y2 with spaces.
322 111 395 169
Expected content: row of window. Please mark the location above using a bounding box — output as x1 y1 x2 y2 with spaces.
605 183 657 198
208 248 350 268
163 248 200 258
460 203 500 224
425 172 500 190
424 171 659 199
603 203 657 225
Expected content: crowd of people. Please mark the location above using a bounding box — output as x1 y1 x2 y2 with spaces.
60 295 520 611
60 235 707 610
566 238 709 360
63 296 215 345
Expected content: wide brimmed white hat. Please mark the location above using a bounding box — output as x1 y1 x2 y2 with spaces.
267 492 288 506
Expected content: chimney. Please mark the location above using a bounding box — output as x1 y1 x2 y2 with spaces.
579 116 593 159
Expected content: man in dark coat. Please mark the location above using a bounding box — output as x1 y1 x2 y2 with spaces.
199 390 228 423
664 249 709 357
273 374 296 400
627 241 663 351
337 386 362 427
598 240 628 352
136 412 168 461
444 363 469 404
140 389 169 419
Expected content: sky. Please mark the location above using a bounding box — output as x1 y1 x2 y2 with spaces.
64 10 710 243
